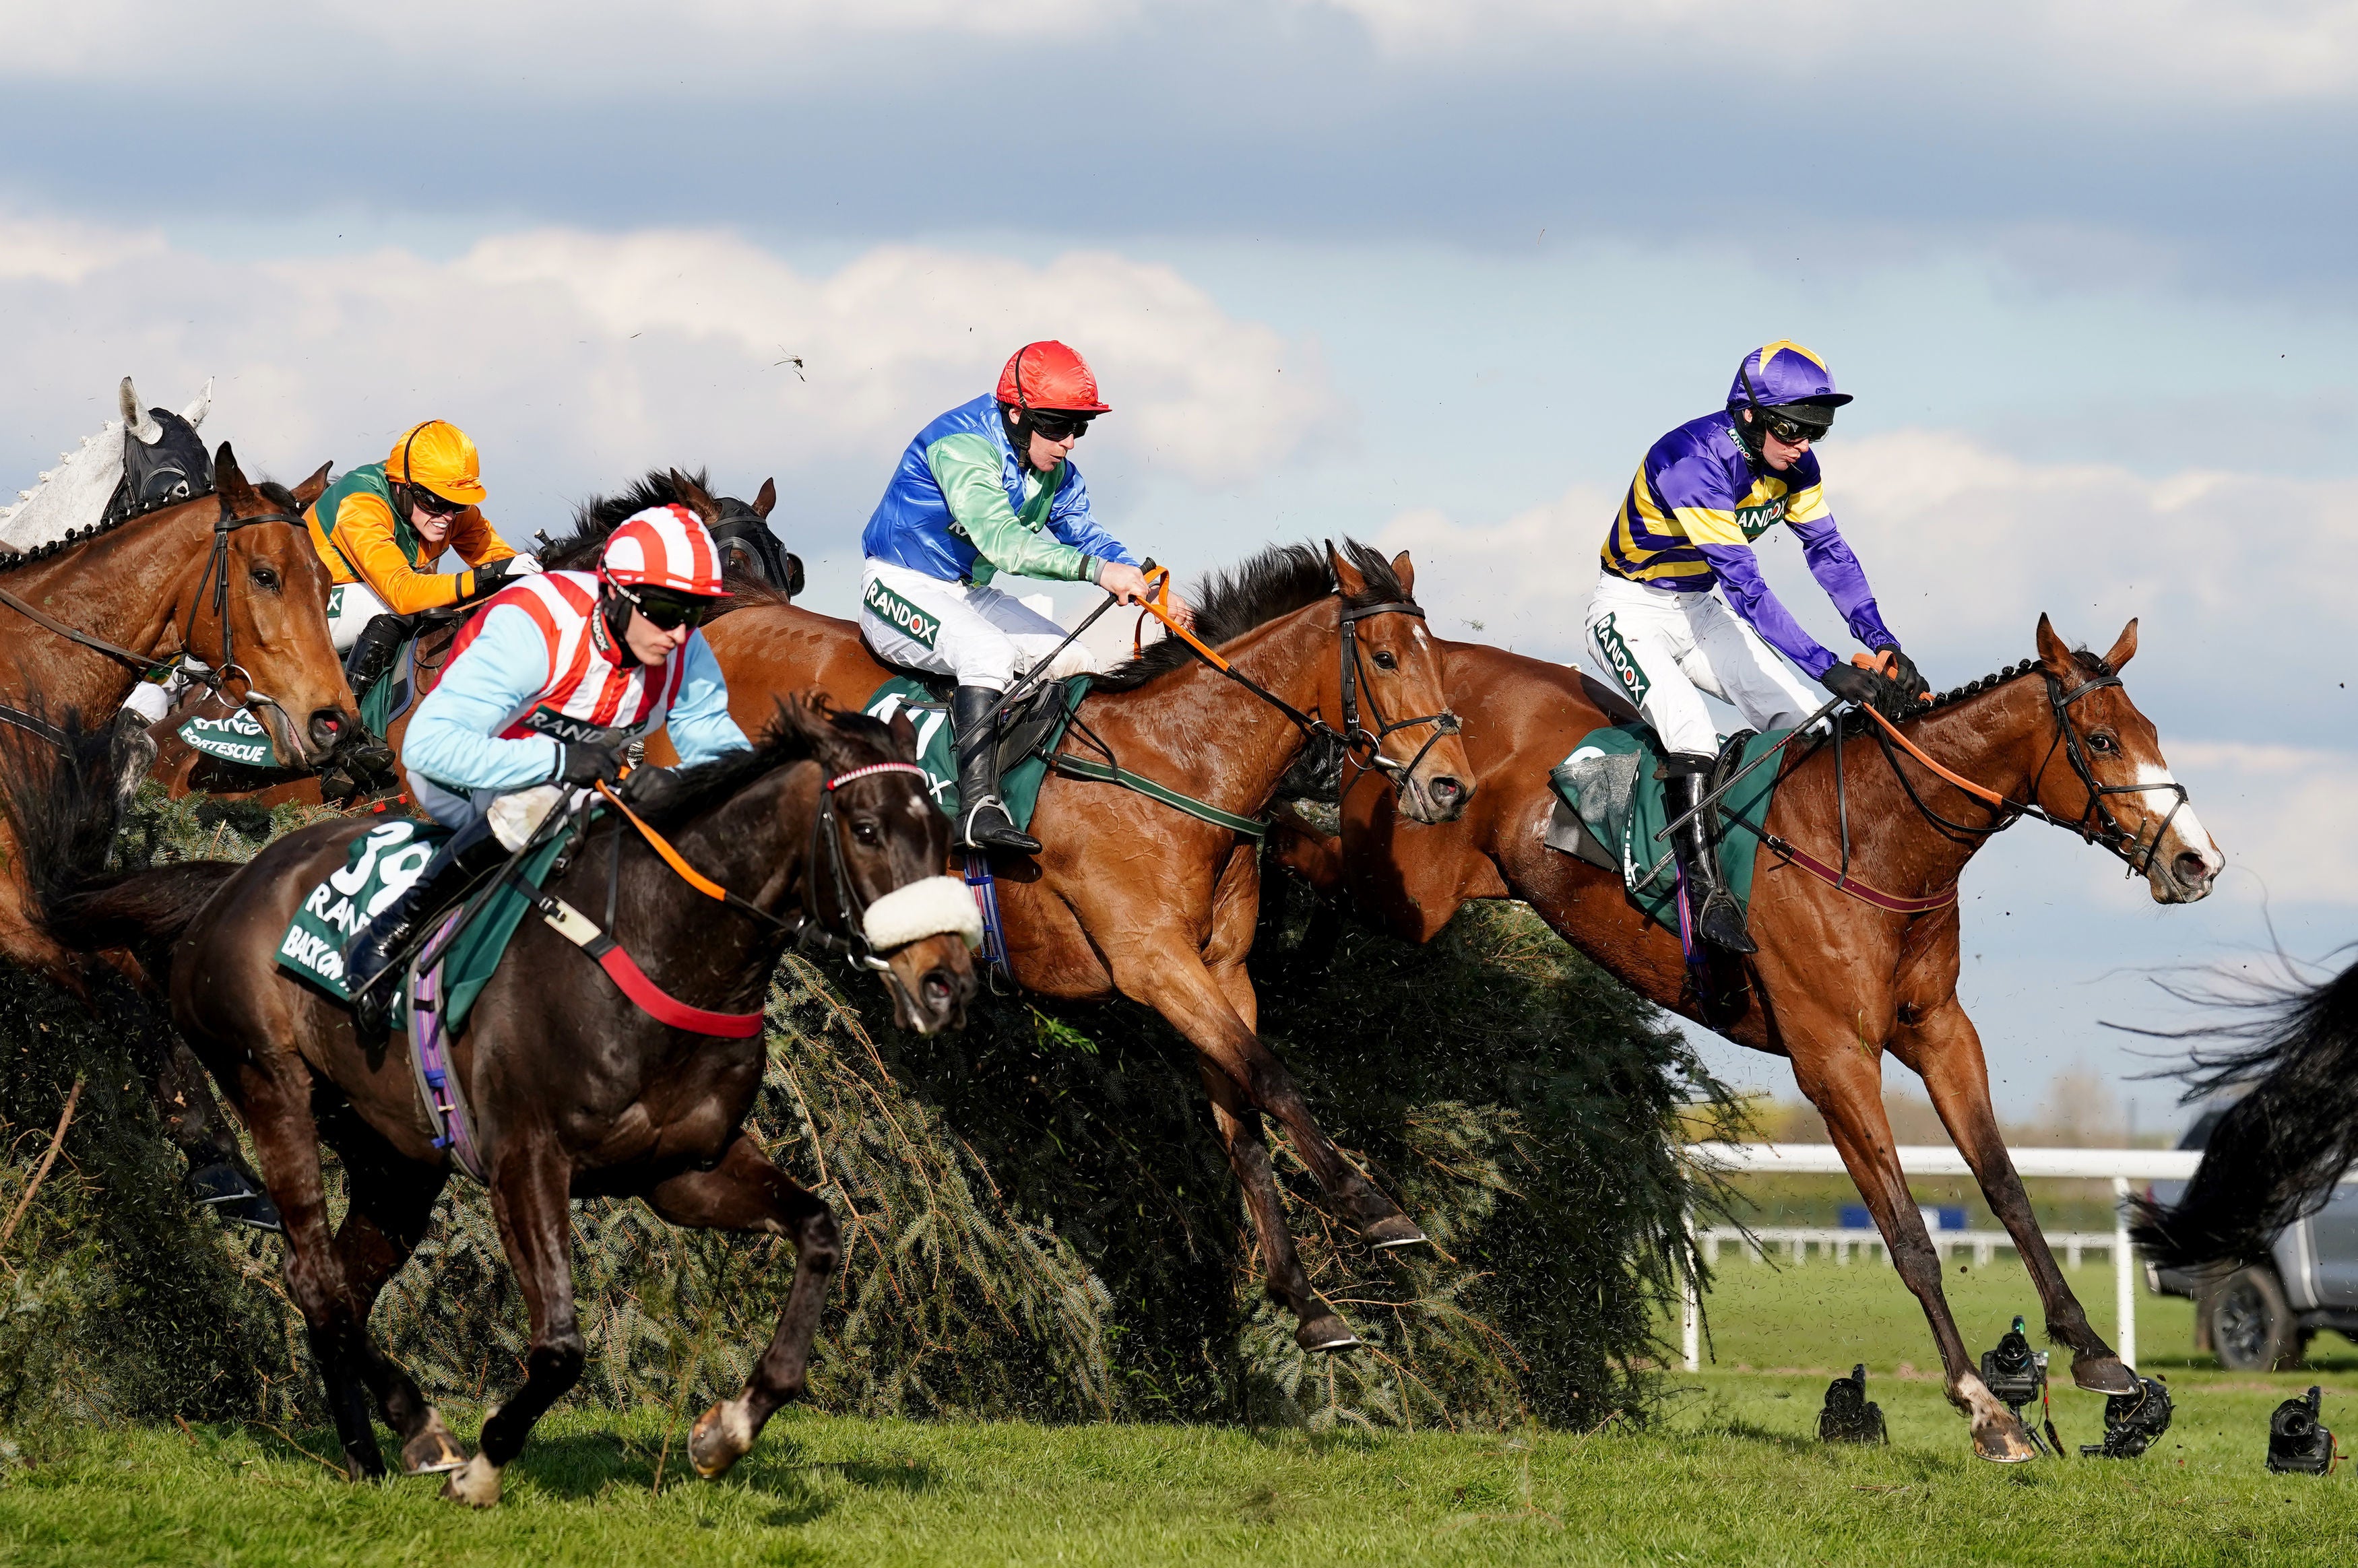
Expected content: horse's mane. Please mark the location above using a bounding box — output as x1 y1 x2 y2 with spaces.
1091 540 1407 692
635 699 896 830
0 480 298 576
542 469 716 572
1903 647 2115 721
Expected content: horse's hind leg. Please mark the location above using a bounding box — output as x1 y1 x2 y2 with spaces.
641 1134 840 1480
329 1116 465 1473
1790 1026 2037 1464
442 1139 583 1508
1892 1000 2138 1395
1201 1066 1360 1352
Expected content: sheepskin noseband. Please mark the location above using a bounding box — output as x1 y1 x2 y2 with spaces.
861 875 983 951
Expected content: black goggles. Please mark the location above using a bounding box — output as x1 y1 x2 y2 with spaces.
406 485 468 517
615 583 715 631
1027 410 1094 442
1758 406 1833 445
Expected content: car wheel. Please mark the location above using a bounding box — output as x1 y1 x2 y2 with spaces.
2205 1266 2295 1371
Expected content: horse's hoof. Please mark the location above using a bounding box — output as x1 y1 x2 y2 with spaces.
2071 1354 2139 1396
689 1400 756 1480
1296 1315 1361 1353
1364 1215 1428 1251
440 1453 503 1507
401 1412 468 1476
1971 1411 2039 1464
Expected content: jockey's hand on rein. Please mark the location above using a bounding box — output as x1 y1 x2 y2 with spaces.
1819 660 1895 711
1875 644 1932 705
619 764 686 815
556 740 625 787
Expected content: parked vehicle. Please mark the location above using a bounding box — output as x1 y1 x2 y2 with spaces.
2148 1105 2358 1370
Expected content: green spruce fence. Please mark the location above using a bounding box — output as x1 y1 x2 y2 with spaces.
0 787 1727 1436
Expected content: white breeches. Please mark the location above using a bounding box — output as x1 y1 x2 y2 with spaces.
1582 574 1819 758
327 581 392 653
858 558 1093 693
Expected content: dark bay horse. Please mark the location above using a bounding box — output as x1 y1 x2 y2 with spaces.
0 443 354 985
1276 615 2221 1460
668 542 1474 1352
11 697 976 1503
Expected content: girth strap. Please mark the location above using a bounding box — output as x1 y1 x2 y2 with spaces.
1052 754 1269 839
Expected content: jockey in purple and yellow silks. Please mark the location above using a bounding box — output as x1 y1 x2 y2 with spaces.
1582 341 1927 954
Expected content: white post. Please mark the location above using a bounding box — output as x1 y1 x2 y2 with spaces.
2111 1176 2136 1370
1681 1202 1701 1373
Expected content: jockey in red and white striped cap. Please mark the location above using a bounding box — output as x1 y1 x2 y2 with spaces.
342 502 749 1027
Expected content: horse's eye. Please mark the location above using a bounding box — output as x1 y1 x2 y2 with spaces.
249 565 281 592
1372 649 1398 672
2088 730 2118 754
853 819 881 846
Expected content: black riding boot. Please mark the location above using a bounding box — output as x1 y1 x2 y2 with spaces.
342 612 414 700
952 685 1041 855
343 817 509 1035
1665 760 1757 955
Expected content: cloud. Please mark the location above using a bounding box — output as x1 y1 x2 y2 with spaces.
2161 740 2358 905
0 213 1342 512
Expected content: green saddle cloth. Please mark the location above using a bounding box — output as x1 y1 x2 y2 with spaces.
274 812 571 1032
862 677 1090 833
1550 724 1789 936
356 636 420 738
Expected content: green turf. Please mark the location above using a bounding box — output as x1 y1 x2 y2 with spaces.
5 1263 2355 1565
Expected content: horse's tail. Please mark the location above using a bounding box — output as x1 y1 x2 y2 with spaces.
2128 955 2358 1269
0 699 236 977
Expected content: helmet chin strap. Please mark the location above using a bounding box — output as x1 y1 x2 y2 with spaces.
596 579 643 667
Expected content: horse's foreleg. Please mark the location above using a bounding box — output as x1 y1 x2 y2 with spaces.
643 1134 839 1480
331 1121 464 1474
444 1138 581 1508
1201 1064 1359 1352
1792 1032 2037 1464
1892 1000 2137 1395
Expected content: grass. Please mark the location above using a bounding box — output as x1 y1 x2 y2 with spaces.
3 1263 2355 1565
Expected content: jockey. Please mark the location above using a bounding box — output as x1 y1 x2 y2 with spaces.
1584 341 1926 954
342 503 749 1029
859 341 1193 855
307 419 538 691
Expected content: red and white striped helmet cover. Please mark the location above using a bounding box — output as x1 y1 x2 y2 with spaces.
599 504 727 597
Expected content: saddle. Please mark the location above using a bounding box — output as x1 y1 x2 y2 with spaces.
859 635 1083 785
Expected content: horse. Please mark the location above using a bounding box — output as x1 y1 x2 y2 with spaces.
1273 614 2221 1461
668 540 1474 1352
0 376 214 550
6 692 979 1503
144 467 802 806
2129 956 2358 1276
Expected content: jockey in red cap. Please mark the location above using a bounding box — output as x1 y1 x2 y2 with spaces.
341 504 750 1031
858 341 1193 855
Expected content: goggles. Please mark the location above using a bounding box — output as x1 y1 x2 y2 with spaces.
1757 405 1834 445
407 485 469 518
613 581 716 632
1026 410 1094 443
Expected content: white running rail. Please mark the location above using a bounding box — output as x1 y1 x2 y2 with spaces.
1677 1142 2204 1374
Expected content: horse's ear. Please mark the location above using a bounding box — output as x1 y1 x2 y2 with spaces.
181 378 212 429
119 377 161 445
888 708 918 760
754 478 777 519
667 469 720 523
1327 540 1367 598
2034 613 2072 675
290 461 333 507
1391 550 1416 597
213 443 256 508
2103 618 2139 672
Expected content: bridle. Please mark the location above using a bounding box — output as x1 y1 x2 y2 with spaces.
1857 663 2189 880
1337 598 1461 793
0 488 313 748
802 760 934 978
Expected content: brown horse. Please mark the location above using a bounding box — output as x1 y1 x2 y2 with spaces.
1275 615 2221 1460
0 443 354 983
11 697 976 1501
669 541 1474 1350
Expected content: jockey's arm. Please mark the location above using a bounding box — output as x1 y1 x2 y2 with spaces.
329 491 518 614
402 603 565 793
926 434 1129 583
1694 540 1840 680
662 632 753 766
1785 507 1898 652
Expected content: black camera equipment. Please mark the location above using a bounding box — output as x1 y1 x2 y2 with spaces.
1818 1364 1887 1444
2266 1385 2337 1475
1979 1316 2061 1456
2080 1375 2173 1459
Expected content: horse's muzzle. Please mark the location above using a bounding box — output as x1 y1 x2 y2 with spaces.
2150 847 2220 905
881 932 978 1036
1401 769 1473 825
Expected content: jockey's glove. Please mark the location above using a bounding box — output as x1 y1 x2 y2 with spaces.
555 739 626 787
466 556 521 600
1876 644 1932 705
619 764 685 815
1818 661 1894 710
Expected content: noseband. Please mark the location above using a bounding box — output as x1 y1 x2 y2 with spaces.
803 760 935 976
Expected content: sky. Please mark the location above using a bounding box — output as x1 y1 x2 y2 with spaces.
6 1 2356 1131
